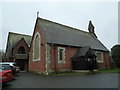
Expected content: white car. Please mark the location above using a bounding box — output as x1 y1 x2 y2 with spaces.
0 62 20 75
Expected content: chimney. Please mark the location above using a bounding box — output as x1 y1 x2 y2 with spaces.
37 12 39 18
88 20 97 38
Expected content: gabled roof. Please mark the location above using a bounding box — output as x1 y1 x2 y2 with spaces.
8 32 32 48
37 17 109 52
13 37 29 49
72 46 96 58
6 32 32 57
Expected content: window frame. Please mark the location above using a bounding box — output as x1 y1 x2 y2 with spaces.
95 51 103 63
33 32 40 62
18 46 25 54
58 47 65 63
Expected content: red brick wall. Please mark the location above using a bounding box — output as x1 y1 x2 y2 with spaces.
98 52 112 69
49 45 77 72
49 45 112 72
29 38 111 73
29 22 46 72
13 39 29 55
105 52 112 68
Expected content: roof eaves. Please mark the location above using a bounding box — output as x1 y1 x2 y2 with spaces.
9 32 32 37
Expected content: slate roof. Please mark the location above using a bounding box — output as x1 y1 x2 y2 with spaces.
73 46 91 57
38 17 109 52
6 32 32 57
8 32 32 48
72 46 96 58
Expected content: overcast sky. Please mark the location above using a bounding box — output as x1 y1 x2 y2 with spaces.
0 1 118 51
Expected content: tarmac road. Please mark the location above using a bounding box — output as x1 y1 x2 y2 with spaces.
2 72 119 88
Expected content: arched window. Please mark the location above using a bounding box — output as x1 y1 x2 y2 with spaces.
18 46 25 54
33 32 40 61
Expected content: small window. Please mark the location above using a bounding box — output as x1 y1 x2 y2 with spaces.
18 46 25 54
96 53 102 60
58 47 65 63
96 51 103 63
59 49 64 60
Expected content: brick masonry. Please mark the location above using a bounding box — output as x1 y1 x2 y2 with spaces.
49 45 111 72
29 21 47 73
13 38 29 55
29 20 112 74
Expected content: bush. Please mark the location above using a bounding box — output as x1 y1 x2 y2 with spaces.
111 44 120 68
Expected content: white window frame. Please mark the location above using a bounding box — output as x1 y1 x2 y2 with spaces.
95 51 103 63
58 47 65 63
33 32 40 62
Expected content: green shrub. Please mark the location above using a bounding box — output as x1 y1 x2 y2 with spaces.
111 44 120 68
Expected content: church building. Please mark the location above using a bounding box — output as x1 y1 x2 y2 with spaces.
28 17 112 74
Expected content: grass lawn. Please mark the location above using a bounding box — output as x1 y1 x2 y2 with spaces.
54 68 120 76
98 68 120 73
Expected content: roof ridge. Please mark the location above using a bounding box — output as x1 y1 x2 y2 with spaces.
9 32 32 37
37 17 108 51
38 17 89 34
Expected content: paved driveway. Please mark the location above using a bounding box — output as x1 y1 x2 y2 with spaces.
2 72 119 88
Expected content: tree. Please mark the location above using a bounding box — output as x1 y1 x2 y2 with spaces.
111 44 120 68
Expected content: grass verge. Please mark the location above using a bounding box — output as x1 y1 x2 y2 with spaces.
98 68 120 73
54 68 120 76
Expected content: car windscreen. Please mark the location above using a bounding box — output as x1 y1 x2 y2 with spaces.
0 65 12 71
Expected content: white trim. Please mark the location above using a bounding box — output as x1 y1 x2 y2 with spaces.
45 44 50 75
95 51 104 63
58 47 65 63
33 32 40 62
